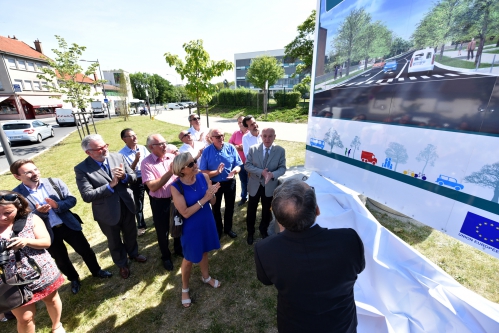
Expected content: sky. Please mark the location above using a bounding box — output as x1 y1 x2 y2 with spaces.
1 0 316 85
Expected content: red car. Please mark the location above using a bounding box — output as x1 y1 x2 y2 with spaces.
372 59 386 69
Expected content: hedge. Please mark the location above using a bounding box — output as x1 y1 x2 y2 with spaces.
274 91 301 108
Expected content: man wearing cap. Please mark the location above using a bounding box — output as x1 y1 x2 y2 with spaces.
187 114 209 145
178 130 205 166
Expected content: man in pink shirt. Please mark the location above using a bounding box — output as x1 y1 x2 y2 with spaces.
140 134 182 271
229 116 249 206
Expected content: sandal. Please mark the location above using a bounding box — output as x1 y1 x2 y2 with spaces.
52 323 66 333
201 276 221 288
181 288 192 308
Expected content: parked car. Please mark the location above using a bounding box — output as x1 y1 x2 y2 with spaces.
408 47 435 74
2 120 54 143
435 175 464 190
0 137 11 154
372 59 386 69
56 108 87 126
168 103 184 110
383 60 398 73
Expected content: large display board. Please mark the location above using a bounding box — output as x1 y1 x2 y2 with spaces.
307 0 499 259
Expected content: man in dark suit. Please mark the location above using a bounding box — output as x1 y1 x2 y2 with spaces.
11 159 112 294
254 179 365 333
245 128 286 244
75 134 147 279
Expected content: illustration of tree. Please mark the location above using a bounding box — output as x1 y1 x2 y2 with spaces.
416 144 439 175
463 162 499 203
357 20 392 70
285 10 315 76
324 128 344 153
332 8 370 76
350 136 361 159
385 142 408 171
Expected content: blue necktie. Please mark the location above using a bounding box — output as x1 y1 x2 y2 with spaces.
101 162 111 177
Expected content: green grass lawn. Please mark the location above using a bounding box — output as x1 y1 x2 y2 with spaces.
1 116 497 332
438 55 499 69
207 103 309 124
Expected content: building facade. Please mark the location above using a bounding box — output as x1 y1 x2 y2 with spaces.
234 49 303 91
0 35 63 120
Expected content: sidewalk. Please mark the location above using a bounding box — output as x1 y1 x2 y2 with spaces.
153 108 308 143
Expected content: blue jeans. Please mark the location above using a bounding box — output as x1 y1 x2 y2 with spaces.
238 164 248 200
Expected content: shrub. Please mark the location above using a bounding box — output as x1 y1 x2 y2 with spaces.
274 91 301 108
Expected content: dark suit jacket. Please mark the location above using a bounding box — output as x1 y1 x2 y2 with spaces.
245 144 286 197
74 153 136 226
254 225 365 333
13 178 82 232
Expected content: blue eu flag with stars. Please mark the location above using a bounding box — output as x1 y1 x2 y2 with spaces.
460 212 499 250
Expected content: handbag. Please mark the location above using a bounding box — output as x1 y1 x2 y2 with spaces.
48 178 83 224
169 180 184 238
0 218 41 313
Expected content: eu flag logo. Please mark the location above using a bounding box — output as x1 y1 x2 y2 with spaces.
460 212 499 250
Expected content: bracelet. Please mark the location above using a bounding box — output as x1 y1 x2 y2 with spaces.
197 200 203 208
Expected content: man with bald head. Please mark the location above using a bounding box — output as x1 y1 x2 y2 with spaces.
178 129 205 166
140 134 182 271
254 179 365 332
200 128 242 238
245 128 286 245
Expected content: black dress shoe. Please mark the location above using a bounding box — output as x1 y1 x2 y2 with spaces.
93 269 113 278
119 266 130 279
163 259 174 271
237 198 247 206
71 280 81 294
247 234 254 245
130 254 147 263
225 230 237 238
174 251 184 258
260 231 269 239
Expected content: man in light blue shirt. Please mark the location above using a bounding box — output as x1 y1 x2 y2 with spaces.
200 128 242 239
119 128 150 235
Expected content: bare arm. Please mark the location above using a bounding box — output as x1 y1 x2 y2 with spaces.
171 177 220 219
8 215 51 250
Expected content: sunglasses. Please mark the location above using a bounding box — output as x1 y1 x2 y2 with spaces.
87 144 109 152
152 142 167 147
0 194 18 202
211 135 224 139
184 159 197 169
182 133 191 139
190 117 200 121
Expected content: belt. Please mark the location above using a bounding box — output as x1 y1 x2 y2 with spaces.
149 196 171 201
52 224 64 229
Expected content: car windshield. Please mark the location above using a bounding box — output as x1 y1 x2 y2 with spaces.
3 123 30 130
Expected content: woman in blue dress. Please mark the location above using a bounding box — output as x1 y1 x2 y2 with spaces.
171 153 222 308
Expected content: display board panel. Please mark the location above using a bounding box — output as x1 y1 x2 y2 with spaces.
308 0 499 258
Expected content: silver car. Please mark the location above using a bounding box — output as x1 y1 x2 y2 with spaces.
2 120 54 143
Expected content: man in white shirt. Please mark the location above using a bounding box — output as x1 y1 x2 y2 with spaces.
242 115 262 158
178 130 205 166
187 114 209 146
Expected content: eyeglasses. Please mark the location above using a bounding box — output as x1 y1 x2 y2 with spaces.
0 194 18 202
211 135 224 139
189 117 200 121
87 144 109 152
182 133 191 139
123 134 137 138
151 142 167 147
21 168 40 176
183 159 197 169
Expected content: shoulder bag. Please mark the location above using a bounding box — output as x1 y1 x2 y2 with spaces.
48 178 83 224
0 217 41 313
169 180 184 238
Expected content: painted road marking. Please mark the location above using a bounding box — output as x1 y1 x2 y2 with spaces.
421 76 430 79
387 79 393 82
398 78 404 81
396 61 408 78
355 82 364 85
409 77 417 80
376 80 384 83
445 73 459 76
365 80 373 84
433 75 444 78
346 83 357 86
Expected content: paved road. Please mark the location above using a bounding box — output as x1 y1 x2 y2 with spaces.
0 117 103 174
153 108 308 143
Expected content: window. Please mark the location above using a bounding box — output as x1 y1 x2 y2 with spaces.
14 79 23 89
0 80 3 90
7 58 16 69
236 77 246 80
27 62 35 71
24 80 33 90
36 63 44 71
41 82 48 90
17 60 27 70
33 81 42 90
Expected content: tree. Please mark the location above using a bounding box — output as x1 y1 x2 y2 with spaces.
285 10 316 76
37 35 103 109
357 20 392 70
324 128 344 153
350 136 361 159
293 76 311 104
387 37 413 58
332 8 370 76
416 144 439 175
174 86 189 102
464 162 499 203
246 55 285 116
385 142 408 171
164 40 233 123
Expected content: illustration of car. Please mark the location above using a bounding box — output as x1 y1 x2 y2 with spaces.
435 175 464 190
310 138 325 149
383 60 397 73
361 151 377 165
373 59 386 69
408 47 435 74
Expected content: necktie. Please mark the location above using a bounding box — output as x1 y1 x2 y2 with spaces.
102 162 111 177
263 148 270 168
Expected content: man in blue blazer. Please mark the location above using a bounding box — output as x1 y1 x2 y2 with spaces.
11 159 112 295
254 179 365 333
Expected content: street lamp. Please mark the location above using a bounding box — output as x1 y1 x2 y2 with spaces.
80 59 110 119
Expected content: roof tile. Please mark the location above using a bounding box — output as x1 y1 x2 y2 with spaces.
0 35 45 60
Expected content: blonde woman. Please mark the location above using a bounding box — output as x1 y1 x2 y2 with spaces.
171 153 222 308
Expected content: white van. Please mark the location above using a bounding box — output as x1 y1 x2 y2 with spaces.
168 103 184 110
408 47 435 74
56 108 86 126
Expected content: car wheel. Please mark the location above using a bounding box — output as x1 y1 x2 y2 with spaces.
50 129 54 137
36 134 42 143
372 162 376 165
438 181 444 186
455 186 461 191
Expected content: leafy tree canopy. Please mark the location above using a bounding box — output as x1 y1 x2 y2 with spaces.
285 10 316 76
37 35 104 109
246 56 285 91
